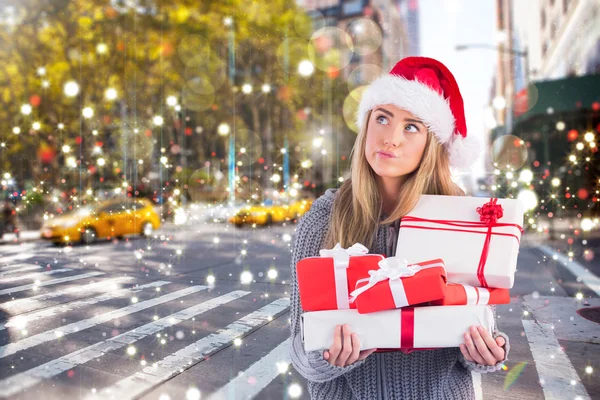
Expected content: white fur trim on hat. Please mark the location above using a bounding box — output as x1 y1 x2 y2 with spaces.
447 132 480 169
357 74 476 169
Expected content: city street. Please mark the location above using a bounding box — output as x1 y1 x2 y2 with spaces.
0 221 599 400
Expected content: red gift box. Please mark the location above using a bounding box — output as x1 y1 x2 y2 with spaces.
350 258 447 314
297 243 384 312
430 283 510 306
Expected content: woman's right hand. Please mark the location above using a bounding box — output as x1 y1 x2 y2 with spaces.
323 324 376 367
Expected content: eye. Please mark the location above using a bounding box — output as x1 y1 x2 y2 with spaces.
376 114 389 125
405 123 420 133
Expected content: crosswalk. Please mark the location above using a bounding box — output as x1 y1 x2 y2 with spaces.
2 239 598 400
0 253 293 400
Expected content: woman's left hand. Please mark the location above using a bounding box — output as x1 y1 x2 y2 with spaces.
460 325 506 366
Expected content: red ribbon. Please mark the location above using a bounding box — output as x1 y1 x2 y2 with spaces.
400 307 415 348
400 198 524 288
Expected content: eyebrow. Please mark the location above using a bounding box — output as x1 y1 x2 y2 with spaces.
374 108 425 126
375 107 394 117
404 118 425 126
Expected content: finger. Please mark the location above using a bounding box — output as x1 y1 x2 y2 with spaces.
459 344 474 362
323 350 329 361
345 333 361 365
327 325 342 365
496 336 506 347
477 326 504 364
478 327 505 361
478 327 506 362
464 332 486 365
357 348 377 361
337 324 353 367
470 326 496 365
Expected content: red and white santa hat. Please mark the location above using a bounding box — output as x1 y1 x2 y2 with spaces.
357 56 479 169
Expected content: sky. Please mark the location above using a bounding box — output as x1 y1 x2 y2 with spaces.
418 0 497 178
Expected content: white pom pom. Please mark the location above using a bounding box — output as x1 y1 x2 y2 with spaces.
447 134 480 169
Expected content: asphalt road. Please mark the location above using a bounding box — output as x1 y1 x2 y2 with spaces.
0 220 599 400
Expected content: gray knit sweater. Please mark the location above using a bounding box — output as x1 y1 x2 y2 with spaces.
289 188 510 400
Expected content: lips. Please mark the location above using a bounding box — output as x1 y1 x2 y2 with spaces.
376 150 396 158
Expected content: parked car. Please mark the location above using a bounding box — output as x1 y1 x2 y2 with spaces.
229 198 312 227
40 198 161 245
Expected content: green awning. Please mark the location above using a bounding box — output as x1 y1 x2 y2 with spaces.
513 74 600 127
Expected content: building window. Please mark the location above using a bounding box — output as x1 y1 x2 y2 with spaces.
563 0 569 14
541 10 546 29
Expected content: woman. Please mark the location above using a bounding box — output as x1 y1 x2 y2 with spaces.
289 57 508 399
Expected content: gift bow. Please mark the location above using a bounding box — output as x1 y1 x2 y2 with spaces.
319 242 369 310
349 257 422 302
319 243 369 268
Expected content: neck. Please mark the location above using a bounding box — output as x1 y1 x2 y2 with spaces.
377 176 405 216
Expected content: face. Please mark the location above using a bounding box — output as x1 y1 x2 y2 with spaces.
364 104 429 183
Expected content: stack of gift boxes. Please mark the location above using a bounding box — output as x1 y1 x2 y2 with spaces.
298 195 524 352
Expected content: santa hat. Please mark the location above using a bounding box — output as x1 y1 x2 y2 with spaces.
357 56 479 169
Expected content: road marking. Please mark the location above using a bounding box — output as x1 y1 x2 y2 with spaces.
0 285 207 359
0 281 172 332
538 244 600 297
471 372 482 400
0 290 250 398
0 249 36 264
89 298 291 400
0 264 42 274
0 276 133 314
0 271 105 296
522 319 591 400
0 268 72 284
205 339 290 400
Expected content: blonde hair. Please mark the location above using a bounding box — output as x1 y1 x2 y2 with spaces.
324 109 463 249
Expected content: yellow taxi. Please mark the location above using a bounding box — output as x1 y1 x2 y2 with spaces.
229 199 312 227
41 198 161 244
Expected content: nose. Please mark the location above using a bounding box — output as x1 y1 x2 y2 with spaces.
384 126 405 147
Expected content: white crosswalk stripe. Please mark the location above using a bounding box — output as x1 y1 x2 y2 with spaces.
0 290 251 398
522 320 591 400
88 297 291 400
0 285 208 358
0 276 133 314
0 271 105 295
0 281 172 332
0 264 42 274
0 268 72 284
205 339 291 400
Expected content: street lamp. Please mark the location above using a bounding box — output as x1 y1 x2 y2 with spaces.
456 44 529 84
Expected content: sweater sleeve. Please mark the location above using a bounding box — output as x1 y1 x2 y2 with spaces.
288 202 367 382
459 305 510 373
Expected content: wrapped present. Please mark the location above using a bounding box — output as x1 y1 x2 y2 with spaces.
430 283 510 306
302 305 494 352
349 257 447 314
396 195 524 289
297 243 385 311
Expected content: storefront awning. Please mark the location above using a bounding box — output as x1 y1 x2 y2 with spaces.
513 74 600 128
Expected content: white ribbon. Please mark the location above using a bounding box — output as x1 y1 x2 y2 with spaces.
349 257 422 303
319 243 369 309
458 284 491 305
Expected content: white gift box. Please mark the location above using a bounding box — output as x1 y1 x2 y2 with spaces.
302 305 494 352
396 195 524 289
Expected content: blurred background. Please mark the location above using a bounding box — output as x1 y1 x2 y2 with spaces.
0 2 599 399
0 0 597 240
